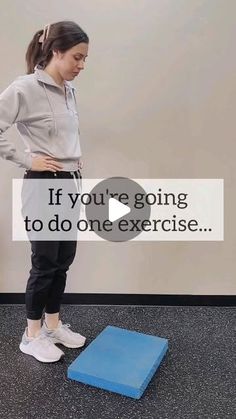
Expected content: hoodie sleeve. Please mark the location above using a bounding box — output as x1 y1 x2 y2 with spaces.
0 80 32 169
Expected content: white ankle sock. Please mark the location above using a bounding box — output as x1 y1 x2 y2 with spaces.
26 328 38 340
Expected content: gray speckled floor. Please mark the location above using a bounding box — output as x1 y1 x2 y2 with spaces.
0 305 235 419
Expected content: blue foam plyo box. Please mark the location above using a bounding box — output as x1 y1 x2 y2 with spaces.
67 325 168 399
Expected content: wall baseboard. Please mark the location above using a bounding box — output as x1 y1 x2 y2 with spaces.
0 293 235 306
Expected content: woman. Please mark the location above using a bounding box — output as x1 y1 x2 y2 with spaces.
0 21 89 363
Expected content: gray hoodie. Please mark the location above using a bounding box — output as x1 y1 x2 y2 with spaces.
0 64 82 171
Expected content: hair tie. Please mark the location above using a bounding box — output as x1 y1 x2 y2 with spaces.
38 23 51 48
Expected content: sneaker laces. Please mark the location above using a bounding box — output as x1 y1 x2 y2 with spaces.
36 332 56 347
60 323 85 341
61 323 72 333
62 323 71 329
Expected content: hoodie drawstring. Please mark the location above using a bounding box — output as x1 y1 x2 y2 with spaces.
42 83 58 136
70 170 82 195
72 90 81 135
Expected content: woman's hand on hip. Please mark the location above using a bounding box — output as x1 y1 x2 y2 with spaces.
31 156 63 172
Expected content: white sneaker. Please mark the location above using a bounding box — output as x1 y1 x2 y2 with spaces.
19 327 65 363
41 320 86 349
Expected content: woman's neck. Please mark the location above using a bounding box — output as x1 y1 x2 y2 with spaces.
44 65 64 88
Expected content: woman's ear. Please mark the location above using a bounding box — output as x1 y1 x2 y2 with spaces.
52 49 63 59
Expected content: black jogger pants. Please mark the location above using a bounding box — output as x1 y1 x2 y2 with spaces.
23 169 81 320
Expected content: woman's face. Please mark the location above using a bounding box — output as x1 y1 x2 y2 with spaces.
56 42 89 81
